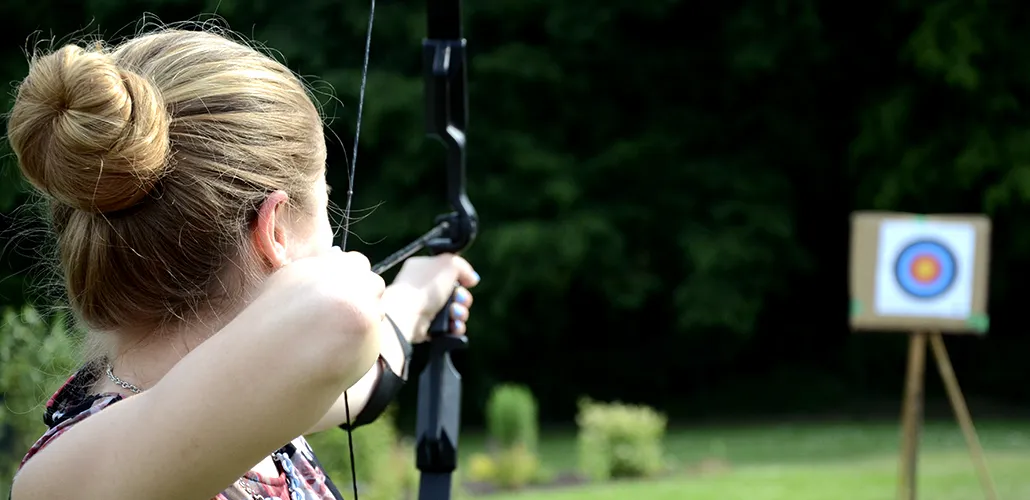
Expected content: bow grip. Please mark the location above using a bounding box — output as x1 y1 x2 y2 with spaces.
425 211 471 339
428 290 457 337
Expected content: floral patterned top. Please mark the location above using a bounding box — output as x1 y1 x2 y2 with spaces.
15 366 346 500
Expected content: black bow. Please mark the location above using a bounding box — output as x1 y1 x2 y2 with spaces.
339 1 476 499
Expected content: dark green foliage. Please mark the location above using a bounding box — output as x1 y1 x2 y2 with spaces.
0 307 80 494
1 0 1030 438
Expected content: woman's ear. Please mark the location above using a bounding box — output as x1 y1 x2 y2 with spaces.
253 190 291 270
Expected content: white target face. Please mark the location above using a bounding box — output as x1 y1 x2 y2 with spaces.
873 219 976 319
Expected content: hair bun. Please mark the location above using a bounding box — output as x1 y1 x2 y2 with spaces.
7 44 171 213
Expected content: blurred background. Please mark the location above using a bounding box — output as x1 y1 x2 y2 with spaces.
2 1 1030 499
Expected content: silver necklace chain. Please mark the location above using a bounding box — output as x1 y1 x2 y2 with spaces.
105 363 290 500
104 363 142 394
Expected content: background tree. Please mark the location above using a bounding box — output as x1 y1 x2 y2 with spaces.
1 0 1029 433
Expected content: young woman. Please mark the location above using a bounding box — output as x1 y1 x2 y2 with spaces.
7 27 479 500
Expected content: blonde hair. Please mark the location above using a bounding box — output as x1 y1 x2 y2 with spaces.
6 28 326 336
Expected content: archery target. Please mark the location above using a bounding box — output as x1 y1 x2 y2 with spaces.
873 219 976 320
892 240 956 299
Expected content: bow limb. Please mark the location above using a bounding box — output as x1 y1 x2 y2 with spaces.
414 1 477 499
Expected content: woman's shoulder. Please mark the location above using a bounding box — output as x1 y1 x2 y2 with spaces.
18 365 124 471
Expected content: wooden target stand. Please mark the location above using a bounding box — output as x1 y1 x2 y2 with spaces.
849 212 996 500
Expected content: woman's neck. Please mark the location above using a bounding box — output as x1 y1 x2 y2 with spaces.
99 320 227 395
95 288 256 396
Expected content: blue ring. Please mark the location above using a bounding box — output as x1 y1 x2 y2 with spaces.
892 240 957 299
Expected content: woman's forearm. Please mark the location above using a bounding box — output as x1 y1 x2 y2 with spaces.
305 285 425 433
14 287 381 500
305 359 382 434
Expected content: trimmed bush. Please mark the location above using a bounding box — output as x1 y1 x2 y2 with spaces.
485 383 539 451
469 383 542 491
463 444 539 491
576 398 667 481
492 444 540 490
466 452 497 483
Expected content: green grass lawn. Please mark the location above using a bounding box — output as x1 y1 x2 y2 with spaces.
456 420 1030 499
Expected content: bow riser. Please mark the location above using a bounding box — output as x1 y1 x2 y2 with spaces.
340 1 475 500
414 1 477 499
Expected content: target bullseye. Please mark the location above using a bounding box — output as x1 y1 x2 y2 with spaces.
893 240 956 299
910 255 940 282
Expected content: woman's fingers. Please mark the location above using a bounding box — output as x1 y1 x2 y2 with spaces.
450 300 470 335
450 302 469 321
447 255 480 288
454 286 474 307
451 319 467 335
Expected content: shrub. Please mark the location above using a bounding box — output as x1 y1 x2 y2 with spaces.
470 384 543 491
308 405 406 500
492 444 540 490
0 306 80 495
576 398 667 481
466 452 497 483
463 444 539 491
389 437 419 499
485 383 539 451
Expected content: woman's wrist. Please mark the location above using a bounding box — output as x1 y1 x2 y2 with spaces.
381 283 428 343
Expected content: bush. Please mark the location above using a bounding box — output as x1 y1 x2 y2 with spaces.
0 306 80 495
492 444 540 490
463 444 539 491
466 452 497 483
576 398 667 481
389 437 419 498
485 383 538 451
308 405 410 500
470 384 542 491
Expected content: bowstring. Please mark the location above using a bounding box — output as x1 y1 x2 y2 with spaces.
341 0 376 499
340 0 376 252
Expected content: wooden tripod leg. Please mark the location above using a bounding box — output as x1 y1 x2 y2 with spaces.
898 331 928 500
928 333 998 500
